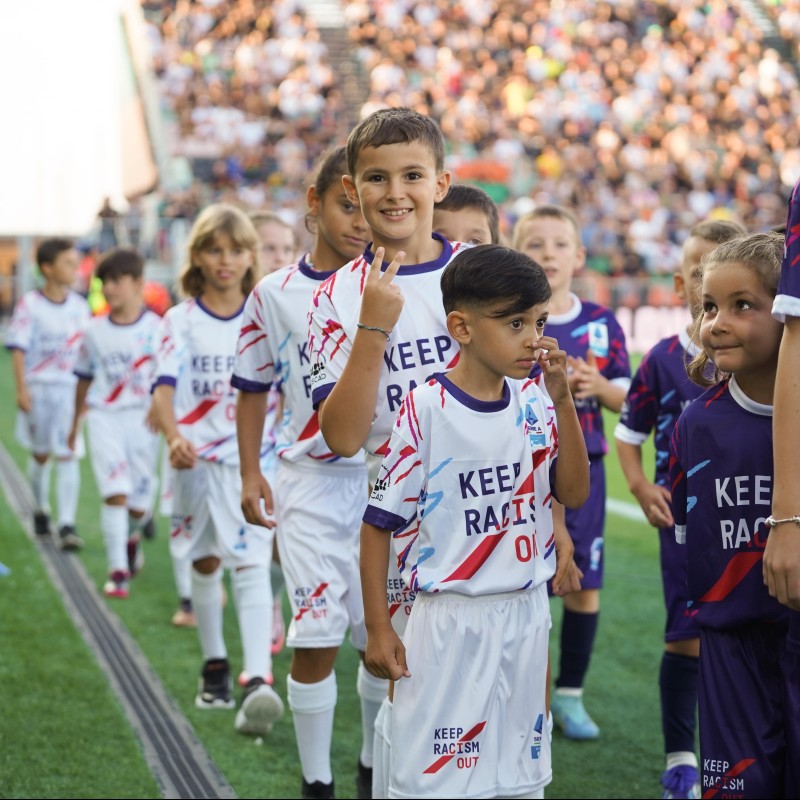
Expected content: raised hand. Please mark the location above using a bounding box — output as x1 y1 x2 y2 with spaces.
358 247 406 335
536 335 570 403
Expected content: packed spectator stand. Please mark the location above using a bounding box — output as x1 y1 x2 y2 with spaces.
117 1 800 317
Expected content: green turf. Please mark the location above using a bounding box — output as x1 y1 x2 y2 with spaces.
0 348 683 798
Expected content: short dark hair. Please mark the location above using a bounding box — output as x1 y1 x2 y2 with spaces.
435 184 500 244
346 107 445 175
36 237 74 268
441 245 551 316
95 247 145 282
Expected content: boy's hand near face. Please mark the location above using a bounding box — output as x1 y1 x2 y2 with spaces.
536 335 571 403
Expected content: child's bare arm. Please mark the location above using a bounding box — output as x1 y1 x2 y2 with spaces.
318 249 405 456
616 439 673 528
361 520 410 680
10 349 30 412
151 384 197 470
236 390 275 528
67 377 92 451
550 501 583 596
766 315 800 611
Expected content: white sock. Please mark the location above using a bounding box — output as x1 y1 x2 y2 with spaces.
192 567 226 661
101 504 129 574
232 563 272 679
666 751 698 770
372 696 393 799
287 672 337 785
357 662 388 768
55 459 80 527
171 548 193 602
28 458 51 512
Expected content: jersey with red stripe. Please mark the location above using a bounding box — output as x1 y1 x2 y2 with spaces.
363 372 559 596
309 234 467 478
5 289 90 385
74 309 161 410
773 175 800 321
153 296 264 467
232 258 364 470
668 376 790 630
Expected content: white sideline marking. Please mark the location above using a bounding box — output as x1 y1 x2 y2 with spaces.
606 497 648 523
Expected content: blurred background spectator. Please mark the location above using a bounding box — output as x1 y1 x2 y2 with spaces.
6 0 798 326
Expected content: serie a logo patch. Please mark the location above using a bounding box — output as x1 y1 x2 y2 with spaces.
525 402 546 448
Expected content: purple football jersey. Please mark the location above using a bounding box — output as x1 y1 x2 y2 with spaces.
616 330 702 487
669 377 790 630
544 294 630 457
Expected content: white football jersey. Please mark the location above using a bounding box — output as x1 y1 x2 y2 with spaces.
364 373 559 596
233 258 364 470
308 235 468 479
153 296 266 467
74 309 161 410
5 290 90 385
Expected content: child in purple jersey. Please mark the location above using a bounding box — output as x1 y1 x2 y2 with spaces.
768 177 800 643
513 205 631 741
235 146 380 800
669 231 800 798
5 236 91 549
615 218 746 800
150 204 284 737
361 245 589 800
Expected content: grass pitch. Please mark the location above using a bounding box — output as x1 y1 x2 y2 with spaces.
0 348 676 798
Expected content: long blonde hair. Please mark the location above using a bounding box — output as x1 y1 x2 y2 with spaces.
687 231 784 387
179 204 261 298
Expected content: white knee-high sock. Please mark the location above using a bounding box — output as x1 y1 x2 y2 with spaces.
55 459 79 526
170 548 193 602
287 672 337 785
357 662 388 768
232 563 272 679
28 458 51 513
192 567 226 661
101 504 129 574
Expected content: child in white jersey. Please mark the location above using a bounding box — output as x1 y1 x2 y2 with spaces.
68 247 161 598
5 237 91 549
309 110 580 799
361 244 589 799
248 208 300 660
235 146 378 800
150 203 284 736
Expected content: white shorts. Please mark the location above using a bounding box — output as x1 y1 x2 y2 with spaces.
15 382 84 459
275 460 369 650
86 408 158 510
169 460 273 568
390 585 552 799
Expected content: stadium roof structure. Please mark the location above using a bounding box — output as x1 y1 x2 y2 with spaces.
0 0 161 237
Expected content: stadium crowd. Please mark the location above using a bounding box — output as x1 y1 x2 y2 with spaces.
135 0 799 281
